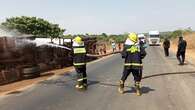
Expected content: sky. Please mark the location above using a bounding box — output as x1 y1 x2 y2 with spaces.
0 0 195 34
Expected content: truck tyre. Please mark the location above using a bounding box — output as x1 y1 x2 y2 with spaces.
22 65 40 79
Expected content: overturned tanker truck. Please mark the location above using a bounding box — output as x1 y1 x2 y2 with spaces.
0 36 98 85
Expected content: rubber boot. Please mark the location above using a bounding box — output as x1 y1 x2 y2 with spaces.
75 80 84 91
75 72 85 91
118 80 124 94
83 84 87 90
75 82 82 89
75 84 80 89
135 82 141 96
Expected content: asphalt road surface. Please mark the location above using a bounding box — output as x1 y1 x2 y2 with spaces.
1 46 195 110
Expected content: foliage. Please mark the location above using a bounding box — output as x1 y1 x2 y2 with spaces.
160 31 172 39
1 16 65 38
170 30 183 38
94 33 127 43
161 28 193 40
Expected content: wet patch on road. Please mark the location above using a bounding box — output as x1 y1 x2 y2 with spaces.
38 73 77 86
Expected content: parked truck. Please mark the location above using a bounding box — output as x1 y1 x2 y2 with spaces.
148 31 160 46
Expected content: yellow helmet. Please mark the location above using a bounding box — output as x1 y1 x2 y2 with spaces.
128 32 138 43
73 36 82 43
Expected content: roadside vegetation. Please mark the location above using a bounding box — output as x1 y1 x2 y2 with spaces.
2 16 194 44
0 16 127 43
160 27 193 40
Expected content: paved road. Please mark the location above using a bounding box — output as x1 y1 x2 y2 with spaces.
1 46 195 110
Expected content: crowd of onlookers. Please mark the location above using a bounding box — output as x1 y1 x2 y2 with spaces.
97 42 123 55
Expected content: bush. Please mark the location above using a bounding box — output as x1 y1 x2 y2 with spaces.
1 16 65 38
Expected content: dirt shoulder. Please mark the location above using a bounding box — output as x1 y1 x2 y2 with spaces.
170 44 195 64
0 67 73 96
169 33 195 64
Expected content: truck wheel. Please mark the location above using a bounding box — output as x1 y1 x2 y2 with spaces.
22 65 40 79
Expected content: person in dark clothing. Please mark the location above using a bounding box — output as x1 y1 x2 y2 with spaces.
119 33 147 96
103 44 107 54
118 43 122 51
176 36 187 65
163 38 170 57
139 38 145 49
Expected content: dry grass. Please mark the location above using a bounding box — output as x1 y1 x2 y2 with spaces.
172 32 195 49
170 32 195 62
184 33 195 49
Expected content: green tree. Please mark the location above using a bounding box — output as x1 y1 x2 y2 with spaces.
170 30 183 38
101 33 108 38
1 16 65 41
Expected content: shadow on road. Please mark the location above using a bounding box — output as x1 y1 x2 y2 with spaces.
88 80 131 88
124 86 155 94
88 80 100 86
142 71 195 79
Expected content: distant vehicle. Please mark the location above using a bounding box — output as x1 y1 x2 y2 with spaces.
138 34 146 44
148 31 160 46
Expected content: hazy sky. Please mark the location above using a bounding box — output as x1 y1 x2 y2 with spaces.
0 0 195 34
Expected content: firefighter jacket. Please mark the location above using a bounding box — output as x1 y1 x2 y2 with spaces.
72 42 87 68
121 43 146 70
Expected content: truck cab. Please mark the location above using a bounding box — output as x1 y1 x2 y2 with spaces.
148 31 160 46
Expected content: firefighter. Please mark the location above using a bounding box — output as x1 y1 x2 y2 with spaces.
72 36 87 90
177 36 187 65
118 32 146 96
139 37 145 48
163 38 170 57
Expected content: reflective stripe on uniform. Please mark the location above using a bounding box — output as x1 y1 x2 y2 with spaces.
126 45 140 53
73 63 86 66
124 63 143 66
77 77 87 82
73 48 86 54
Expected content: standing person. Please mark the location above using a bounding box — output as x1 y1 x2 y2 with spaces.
103 44 107 54
118 43 122 51
139 37 145 48
118 33 146 96
138 37 147 84
100 45 103 55
111 41 116 53
177 36 187 65
93 44 96 54
163 38 170 57
72 36 88 90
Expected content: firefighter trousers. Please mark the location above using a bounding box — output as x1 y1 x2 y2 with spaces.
121 67 142 83
75 66 87 85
